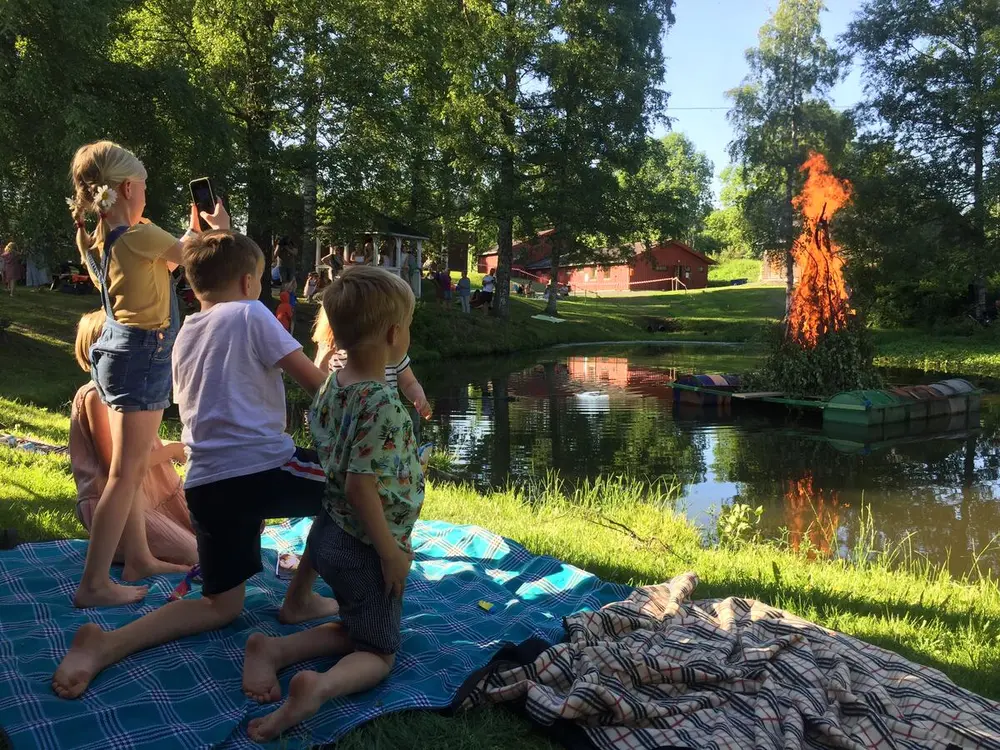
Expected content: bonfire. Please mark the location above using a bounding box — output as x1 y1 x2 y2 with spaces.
787 153 852 348
749 152 882 398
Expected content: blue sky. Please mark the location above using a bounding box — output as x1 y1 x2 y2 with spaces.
657 0 866 198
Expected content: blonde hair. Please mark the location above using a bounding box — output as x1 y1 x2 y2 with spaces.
312 305 334 350
75 310 105 372
322 265 414 350
3 242 15 255
68 141 147 265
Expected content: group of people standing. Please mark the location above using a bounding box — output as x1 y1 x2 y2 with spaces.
49 140 433 743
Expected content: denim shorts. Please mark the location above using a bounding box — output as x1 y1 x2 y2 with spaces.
90 319 177 412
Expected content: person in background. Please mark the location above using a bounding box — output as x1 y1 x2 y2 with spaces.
275 237 298 285
480 270 496 311
2 242 22 296
275 290 294 333
303 272 319 301
436 269 452 309
270 248 281 285
456 269 472 313
70 310 198 568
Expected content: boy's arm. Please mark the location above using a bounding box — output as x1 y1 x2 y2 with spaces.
345 473 412 598
278 350 328 396
397 366 431 419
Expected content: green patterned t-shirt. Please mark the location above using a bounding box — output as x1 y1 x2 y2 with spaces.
309 376 425 552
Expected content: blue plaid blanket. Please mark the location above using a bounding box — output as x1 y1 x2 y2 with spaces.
0 519 630 749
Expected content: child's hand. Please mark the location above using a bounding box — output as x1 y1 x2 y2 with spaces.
412 395 432 420
197 199 231 231
164 441 187 464
381 547 413 599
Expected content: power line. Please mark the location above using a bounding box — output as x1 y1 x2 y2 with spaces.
667 104 858 111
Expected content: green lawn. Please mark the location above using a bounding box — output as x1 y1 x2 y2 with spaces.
4 286 1000 746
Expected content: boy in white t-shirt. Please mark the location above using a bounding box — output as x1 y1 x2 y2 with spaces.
53 231 336 700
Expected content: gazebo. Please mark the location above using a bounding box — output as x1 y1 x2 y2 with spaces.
315 215 429 298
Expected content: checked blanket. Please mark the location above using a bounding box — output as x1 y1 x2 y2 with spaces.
461 572 1000 750
0 519 629 749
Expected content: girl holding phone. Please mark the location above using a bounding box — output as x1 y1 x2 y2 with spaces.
67 141 229 607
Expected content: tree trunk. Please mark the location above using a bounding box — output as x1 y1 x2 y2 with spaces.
301 18 320 274
494 214 513 319
546 233 561 316
246 122 274 306
491 5 518 320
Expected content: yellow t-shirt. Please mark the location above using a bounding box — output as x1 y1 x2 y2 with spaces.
88 222 177 330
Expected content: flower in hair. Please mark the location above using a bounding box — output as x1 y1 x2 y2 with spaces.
92 185 117 213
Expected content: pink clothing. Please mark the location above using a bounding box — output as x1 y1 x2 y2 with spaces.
69 382 198 565
1 250 22 283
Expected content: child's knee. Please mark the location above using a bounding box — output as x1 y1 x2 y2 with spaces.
205 586 245 624
375 651 395 673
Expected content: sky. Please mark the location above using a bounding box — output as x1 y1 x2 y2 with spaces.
656 0 866 198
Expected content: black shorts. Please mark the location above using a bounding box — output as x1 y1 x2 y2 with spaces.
308 513 402 655
186 447 325 596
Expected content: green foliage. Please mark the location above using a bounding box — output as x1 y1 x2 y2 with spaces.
747 320 883 398
727 0 852 301
626 133 714 249
712 502 764 548
846 0 1000 257
708 259 762 285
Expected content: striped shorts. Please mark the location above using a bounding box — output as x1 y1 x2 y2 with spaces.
186 447 325 596
308 513 403 655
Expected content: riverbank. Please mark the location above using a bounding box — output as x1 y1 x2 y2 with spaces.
4 291 1000 745
4 426 1000 712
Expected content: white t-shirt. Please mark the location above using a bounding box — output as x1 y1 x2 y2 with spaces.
482 274 495 293
328 351 411 390
173 300 302 488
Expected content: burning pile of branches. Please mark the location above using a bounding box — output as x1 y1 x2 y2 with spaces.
747 152 882 398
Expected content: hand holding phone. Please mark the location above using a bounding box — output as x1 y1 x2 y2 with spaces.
189 178 215 232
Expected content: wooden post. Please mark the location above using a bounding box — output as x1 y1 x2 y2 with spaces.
415 239 423 299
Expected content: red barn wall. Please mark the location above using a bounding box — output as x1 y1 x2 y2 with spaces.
630 243 710 290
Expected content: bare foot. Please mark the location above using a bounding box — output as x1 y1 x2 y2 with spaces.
52 623 115 699
73 580 148 608
122 558 191 582
278 592 339 625
247 670 326 743
242 633 282 704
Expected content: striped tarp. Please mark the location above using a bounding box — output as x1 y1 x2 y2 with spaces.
462 572 1000 750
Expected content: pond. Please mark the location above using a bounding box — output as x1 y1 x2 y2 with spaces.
400 344 1000 575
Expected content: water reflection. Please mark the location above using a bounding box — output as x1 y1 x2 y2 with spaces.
405 345 1000 574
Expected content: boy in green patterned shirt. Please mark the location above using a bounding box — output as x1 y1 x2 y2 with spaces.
242 266 425 742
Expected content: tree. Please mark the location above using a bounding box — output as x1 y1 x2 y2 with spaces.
528 0 674 315
727 0 848 312
845 0 1000 268
695 166 754 258
628 133 714 251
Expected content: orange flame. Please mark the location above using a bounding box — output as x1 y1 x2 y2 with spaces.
786 152 853 348
784 474 840 558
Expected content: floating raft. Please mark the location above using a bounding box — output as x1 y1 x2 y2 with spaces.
670 375 983 427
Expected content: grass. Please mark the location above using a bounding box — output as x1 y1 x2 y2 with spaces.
708 258 762 286
4 288 1000 745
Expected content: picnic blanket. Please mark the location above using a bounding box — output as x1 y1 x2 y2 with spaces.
460 572 1000 750
0 519 630 749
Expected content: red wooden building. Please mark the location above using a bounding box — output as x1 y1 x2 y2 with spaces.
477 232 715 292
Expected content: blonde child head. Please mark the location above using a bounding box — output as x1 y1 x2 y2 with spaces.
322 265 414 351
68 141 147 264
75 310 106 372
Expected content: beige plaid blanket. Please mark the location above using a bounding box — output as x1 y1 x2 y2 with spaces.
461 572 1000 749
